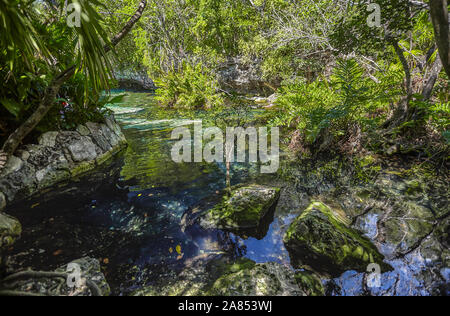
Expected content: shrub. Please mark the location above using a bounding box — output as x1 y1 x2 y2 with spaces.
155 61 224 109
271 58 371 145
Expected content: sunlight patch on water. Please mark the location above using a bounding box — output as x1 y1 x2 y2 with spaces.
106 105 145 115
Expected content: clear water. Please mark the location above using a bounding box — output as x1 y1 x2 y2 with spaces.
8 92 291 294
8 92 446 296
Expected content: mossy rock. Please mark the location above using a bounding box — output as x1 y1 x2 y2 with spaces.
284 201 391 277
0 212 21 250
206 261 304 296
0 212 21 266
295 271 325 296
134 258 306 297
199 184 281 239
132 258 258 297
404 180 424 196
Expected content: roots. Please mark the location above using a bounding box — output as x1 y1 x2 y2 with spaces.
0 150 7 171
0 270 102 296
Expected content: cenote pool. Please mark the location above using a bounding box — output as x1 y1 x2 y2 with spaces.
7 92 448 296
7 92 293 295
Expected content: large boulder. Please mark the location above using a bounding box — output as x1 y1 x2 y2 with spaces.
116 78 155 92
217 57 276 95
198 184 280 239
284 201 391 277
67 136 98 162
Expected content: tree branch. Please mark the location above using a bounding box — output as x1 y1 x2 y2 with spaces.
104 0 148 53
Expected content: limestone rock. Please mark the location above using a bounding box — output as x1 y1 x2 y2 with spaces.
86 122 113 152
67 136 98 162
76 125 91 136
198 184 280 238
0 212 21 250
0 156 23 177
207 262 305 296
284 201 391 277
38 131 59 148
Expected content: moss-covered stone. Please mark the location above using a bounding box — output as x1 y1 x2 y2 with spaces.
295 271 324 296
404 180 424 196
199 184 280 238
0 212 21 266
206 261 304 296
133 257 306 297
284 201 391 277
70 160 97 178
0 212 21 249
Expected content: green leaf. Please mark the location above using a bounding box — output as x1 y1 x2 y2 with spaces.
1 99 22 118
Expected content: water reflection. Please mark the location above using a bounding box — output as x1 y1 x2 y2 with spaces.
10 92 286 294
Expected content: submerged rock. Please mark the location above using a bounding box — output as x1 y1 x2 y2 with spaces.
134 257 305 296
295 271 325 296
284 201 391 277
207 261 304 296
198 184 281 239
0 257 110 296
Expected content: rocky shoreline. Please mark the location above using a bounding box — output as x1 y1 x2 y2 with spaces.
0 115 128 295
0 116 127 212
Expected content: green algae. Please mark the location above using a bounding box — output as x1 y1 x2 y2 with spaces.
284 201 392 277
201 184 281 237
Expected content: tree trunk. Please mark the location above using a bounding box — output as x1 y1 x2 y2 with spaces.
382 40 413 127
422 54 443 100
1 0 148 157
1 67 75 155
226 161 232 195
392 40 413 99
104 0 147 53
430 0 450 78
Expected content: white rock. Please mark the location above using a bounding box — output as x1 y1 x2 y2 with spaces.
38 131 59 148
68 137 98 162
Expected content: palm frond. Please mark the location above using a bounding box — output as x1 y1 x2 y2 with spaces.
70 0 113 96
0 0 49 69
